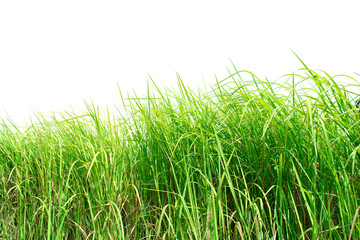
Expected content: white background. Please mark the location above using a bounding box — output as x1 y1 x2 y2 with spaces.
1 1 360 126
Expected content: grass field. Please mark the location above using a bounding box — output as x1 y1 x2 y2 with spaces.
1 61 360 239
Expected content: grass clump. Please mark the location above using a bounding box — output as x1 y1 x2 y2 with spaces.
1 63 360 239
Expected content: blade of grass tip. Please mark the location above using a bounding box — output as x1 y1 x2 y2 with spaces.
213 58 239 86
110 200 125 239
291 49 317 80
117 81 128 113
146 79 151 119
201 74 208 94
229 58 243 83
148 74 166 101
292 72 295 107
87 151 101 181
261 105 281 140
155 204 176 238
236 221 245 240
228 59 250 96
176 73 192 102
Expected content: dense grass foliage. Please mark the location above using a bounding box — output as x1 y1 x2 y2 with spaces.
1 66 360 239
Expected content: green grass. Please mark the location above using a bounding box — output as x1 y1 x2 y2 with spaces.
1 62 360 239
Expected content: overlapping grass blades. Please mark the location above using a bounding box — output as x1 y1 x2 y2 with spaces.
1 65 360 239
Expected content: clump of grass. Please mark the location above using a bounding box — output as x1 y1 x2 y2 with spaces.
1 62 360 239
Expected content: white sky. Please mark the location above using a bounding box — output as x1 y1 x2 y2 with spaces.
1 1 360 126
